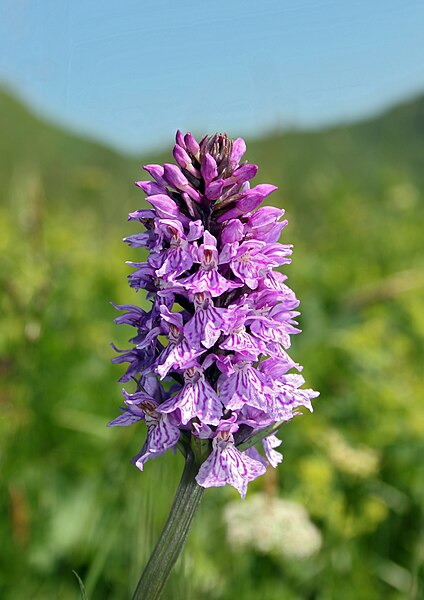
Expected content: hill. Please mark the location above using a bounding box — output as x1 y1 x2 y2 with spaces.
1 86 424 225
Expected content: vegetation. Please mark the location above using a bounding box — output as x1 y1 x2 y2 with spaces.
1 87 424 599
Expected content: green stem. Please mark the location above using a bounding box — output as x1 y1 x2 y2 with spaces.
132 450 204 600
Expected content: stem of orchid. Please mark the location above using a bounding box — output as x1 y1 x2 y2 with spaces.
132 449 204 600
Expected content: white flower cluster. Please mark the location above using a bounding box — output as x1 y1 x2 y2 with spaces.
224 493 322 560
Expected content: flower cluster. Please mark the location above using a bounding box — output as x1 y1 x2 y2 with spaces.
110 131 318 498
224 494 322 559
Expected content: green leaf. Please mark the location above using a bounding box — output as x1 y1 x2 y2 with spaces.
73 570 88 600
236 421 286 452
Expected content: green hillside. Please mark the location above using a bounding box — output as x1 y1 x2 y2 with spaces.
0 88 163 223
2 87 424 222
1 88 424 600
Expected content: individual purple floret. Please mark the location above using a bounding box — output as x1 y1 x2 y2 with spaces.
110 131 318 497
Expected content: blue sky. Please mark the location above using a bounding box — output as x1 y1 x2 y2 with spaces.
1 0 424 153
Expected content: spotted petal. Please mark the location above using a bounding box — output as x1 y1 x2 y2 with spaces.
158 373 222 425
196 437 266 499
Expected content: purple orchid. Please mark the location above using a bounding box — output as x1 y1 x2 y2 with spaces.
195 418 266 499
111 131 318 498
157 364 222 426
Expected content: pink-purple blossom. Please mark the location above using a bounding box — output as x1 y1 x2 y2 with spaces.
110 132 318 497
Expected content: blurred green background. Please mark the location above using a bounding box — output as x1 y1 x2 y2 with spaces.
1 87 424 600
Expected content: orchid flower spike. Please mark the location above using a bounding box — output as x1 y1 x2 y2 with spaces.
111 131 318 499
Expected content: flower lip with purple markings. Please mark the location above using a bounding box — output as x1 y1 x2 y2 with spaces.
110 131 318 498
